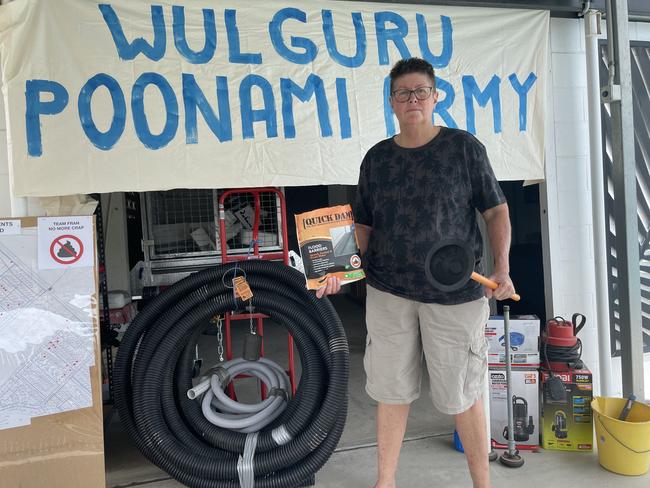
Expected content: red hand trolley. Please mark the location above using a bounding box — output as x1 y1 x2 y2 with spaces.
217 187 297 398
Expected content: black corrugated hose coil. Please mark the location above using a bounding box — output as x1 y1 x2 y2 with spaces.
114 260 349 488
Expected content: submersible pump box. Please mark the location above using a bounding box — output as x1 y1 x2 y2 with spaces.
489 368 540 449
540 367 593 451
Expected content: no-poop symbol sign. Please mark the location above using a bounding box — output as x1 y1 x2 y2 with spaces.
49 234 84 265
38 216 94 270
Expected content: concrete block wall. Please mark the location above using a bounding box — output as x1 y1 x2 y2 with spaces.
0 60 11 217
543 18 601 389
0 0 12 216
544 18 650 397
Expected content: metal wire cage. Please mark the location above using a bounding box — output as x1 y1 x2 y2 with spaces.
138 189 284 287
218 189 283 255
144 189 217 259
142 189 283 260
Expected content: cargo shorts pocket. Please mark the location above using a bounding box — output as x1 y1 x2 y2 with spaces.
363 334 372 376
463 334 488 396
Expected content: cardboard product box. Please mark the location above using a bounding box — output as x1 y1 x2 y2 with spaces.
0 217 106 488
488 368 540 449
540 367 593 451
485 315 540 367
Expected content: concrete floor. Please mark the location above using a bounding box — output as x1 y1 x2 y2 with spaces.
104 295 650 488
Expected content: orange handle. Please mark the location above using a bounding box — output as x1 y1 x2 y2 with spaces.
470 272 520 301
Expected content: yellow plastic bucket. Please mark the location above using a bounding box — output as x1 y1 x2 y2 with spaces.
591 396 650 476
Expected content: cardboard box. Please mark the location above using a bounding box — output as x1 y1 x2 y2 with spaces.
540 367 593 451
488 368 540 449
0 217 106 487
485 315 540 367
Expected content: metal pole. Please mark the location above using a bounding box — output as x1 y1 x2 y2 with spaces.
605 0 645 398
503 306 515 456
584 10 613 397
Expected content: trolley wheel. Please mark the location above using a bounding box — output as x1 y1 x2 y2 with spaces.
499 450 525 468
489 449 498 462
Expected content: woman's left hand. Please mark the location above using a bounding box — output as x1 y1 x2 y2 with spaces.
315 276 341 299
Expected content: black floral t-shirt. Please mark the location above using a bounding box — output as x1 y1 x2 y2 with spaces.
354 127 506 304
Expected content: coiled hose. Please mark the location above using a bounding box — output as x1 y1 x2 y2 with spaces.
114 260 349 488
190 357 291 433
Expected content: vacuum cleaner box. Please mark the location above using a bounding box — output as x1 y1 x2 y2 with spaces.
488 368 540 449
485 315 540 367
540 367 593 451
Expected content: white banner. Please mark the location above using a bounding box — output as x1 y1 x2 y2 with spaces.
0 0 548 197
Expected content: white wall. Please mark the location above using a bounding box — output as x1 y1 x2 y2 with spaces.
543 17 650 397
0 56 11 218
543 17 599 390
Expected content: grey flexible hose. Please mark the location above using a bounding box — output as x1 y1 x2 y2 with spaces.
189 357 291 433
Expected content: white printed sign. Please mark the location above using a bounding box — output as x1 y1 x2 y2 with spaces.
37 216 95 270
0 220 21 236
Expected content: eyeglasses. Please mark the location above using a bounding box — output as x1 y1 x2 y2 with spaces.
391 86 434 103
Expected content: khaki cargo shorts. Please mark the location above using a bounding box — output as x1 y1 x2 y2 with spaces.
363 285 490 415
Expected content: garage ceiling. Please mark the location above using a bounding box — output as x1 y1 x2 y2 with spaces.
358 1 650 18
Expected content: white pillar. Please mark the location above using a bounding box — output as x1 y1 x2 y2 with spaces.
584 9 614 396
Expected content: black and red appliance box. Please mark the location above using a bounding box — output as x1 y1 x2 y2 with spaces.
540 367 593 451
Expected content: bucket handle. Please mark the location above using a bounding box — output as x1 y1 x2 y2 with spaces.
597 415 650 454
